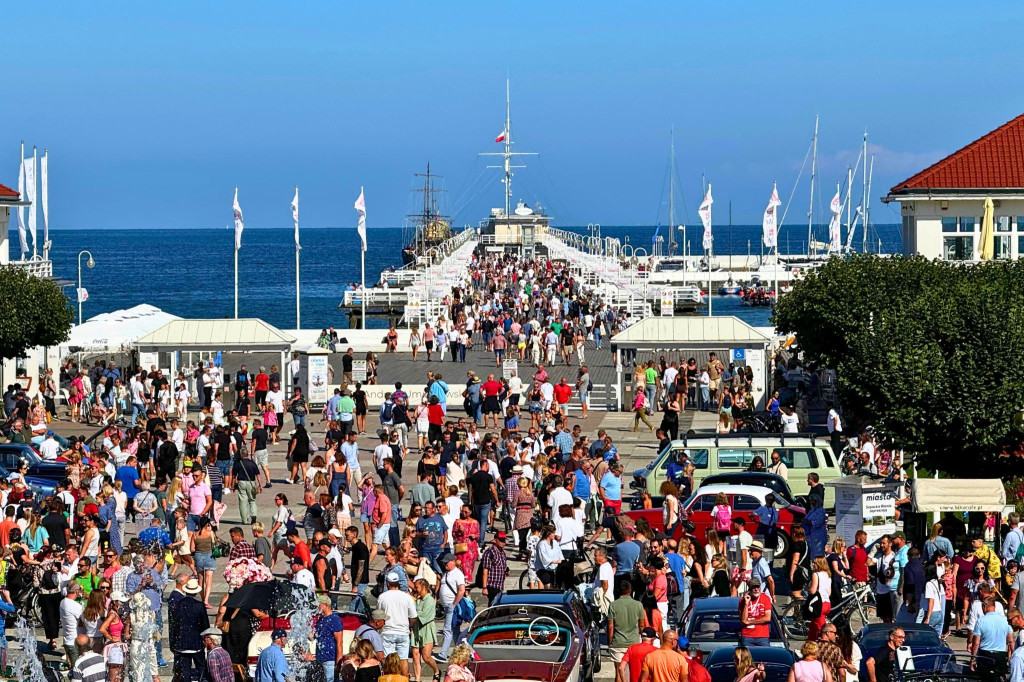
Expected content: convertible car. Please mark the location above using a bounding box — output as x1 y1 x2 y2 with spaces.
467 603 590 682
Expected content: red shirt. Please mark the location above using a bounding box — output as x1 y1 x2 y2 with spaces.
0 520 16 546
740 591 772 639
254 373 270 392
428 404 444 426
553 383 572 404
292 540 312 569
847 545 869 582
623 642 657 682
481 380 502 398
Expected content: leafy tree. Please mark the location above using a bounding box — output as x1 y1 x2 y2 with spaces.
0 266 74 360
772 255 1024 478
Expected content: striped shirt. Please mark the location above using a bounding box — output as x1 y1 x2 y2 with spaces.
229 540 256 561
206 464 224 489
70 651 107 682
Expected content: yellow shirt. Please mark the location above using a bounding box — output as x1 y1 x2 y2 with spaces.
974 544 1002 579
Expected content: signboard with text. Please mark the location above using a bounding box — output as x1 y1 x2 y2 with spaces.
351 360 367 383
306 355 329 406
502 360 518 380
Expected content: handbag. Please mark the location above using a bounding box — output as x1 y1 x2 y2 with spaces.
454 542 468 555
801 590 823 619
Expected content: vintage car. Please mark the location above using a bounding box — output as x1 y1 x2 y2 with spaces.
856 623 958 681
704 646 796 682
625 483 805 556
467 603 594 682
489 590 602 680
684 597 788 657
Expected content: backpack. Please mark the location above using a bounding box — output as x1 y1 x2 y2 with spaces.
713 505 732 532
41 565 61 591
666 570 680 598
381 402 394 423
1013 529 1024 564
285 510 297 535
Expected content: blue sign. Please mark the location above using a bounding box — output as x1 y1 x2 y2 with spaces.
731 348 746 362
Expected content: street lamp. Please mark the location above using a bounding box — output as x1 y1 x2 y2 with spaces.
77 250 94 325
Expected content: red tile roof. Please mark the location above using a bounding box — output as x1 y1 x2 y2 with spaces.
0 183 18 199
890 112 1024 192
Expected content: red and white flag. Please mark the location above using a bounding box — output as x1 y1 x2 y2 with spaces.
495 128 507 143
762 182 781 249
828 182 842 252
699 184 714 251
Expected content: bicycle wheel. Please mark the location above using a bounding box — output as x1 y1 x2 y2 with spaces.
519 568 531 590
778 599 808 640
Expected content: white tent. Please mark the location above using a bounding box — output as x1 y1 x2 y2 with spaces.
911 478 1007 513
62 304 182 354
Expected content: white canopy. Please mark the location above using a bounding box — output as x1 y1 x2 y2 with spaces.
63 304 181 353
911 478 1007 513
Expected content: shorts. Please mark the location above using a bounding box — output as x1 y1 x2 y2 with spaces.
416 421 429 436
194 551 216 572
483 396 501 414
604 499 622 516
508 394 520 406
382 633 410 660
253 449 269 468
276 412 285 428
425 341 434 350
373 524 390 545
609 647 629 663
360 511 371 524
877 591 896 621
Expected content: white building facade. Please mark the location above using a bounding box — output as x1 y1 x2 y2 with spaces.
884 112 1024 262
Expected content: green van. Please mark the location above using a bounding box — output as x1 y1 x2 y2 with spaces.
630 433 843 508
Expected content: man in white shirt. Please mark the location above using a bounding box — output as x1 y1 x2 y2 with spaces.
60 581 85 666
373 434 393 477
291 559 316 592
376 573 418 673
38 430 60 460
437 554 465 661
539 380 555 413
548 479 572 512
766 450 789 481
827 407 844 455
171 421 185 452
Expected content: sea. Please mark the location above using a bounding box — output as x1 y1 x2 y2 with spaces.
44 223 902 331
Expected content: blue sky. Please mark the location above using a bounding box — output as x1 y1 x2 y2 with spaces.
6 2 1024 230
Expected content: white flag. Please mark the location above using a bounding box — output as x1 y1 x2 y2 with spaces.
40 151 48 246
291 186 300 249
77 287 89 303
699 183 713 251
762 182 781 248
24 155 37 252
354 187 367 252
828 183 842 252
16 157 27 257
233 187 244 250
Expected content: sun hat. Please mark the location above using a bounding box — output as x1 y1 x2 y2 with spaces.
183 578 202 595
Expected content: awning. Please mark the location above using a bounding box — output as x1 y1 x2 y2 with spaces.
911 478 1006 513
62 304 182 353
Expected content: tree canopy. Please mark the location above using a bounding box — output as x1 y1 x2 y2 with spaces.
0 266 74 360
772 255 1024 478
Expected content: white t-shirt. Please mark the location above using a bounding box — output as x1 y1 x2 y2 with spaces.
38 438 60 460
540 382 554 402
924 579 942 609
827 409 843 434
273 506 290 537
266 390 285 413
594 561 614 591
377 588 417 636
555 516 584 551
373 444 392 470
548 486 572 510
60 598 84 646
131 380 146 404
172 428 185 451
861 441 877 464
663 367 679 387
439 568 466 607
197 435 211 459
290 359 301 377
780 413 799 433
292 568 316 591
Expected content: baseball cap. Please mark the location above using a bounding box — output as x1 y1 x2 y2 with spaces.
641 627 657 639
45 429 54 437
328 528 343 538
677 635 689 649
317 594 331 605
748 577 762 589
494 531 508 542
440 553 457 566
371 608 387 621
271 628 288 641
892 531 906 541
386 572 400 584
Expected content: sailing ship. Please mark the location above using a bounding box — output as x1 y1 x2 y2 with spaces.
401 164 454 266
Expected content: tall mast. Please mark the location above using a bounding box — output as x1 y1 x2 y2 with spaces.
504 79 512 218
866 155 875 252
846 166 852 252
862 131 868 253
808 115 818 257
668 128 675 256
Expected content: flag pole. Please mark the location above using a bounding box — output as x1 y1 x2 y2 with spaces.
360 186 366 330
234 185 239 319
294 186 301 329
32 146 38 258
234 243 239 319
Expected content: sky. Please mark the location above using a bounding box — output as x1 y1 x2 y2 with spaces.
5 2 1024 231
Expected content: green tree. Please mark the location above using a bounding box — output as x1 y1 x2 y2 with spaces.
772 255 1024 478
0 266 74 360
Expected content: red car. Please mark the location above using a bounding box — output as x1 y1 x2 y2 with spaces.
625 483 805 556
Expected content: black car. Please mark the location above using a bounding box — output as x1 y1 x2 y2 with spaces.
857 623 954 680
685 597 788 657
704 646 796 682
490 590 602 680
0 443 67 482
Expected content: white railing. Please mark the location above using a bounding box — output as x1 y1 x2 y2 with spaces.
8 258 53 279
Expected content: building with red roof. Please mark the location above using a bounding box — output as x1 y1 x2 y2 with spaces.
884 112 1024 261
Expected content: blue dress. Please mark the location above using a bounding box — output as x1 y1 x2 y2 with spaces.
802 507 827 560
100 497 122 554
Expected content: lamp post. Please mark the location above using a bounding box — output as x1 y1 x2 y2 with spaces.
77 250 94 325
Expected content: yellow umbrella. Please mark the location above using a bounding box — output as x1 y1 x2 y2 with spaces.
980 197 995 260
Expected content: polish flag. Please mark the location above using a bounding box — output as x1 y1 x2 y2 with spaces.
495 128 507 143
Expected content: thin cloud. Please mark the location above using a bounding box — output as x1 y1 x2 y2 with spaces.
826 143 945 177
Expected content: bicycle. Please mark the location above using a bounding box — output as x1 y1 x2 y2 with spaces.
777 580 875 639
518 538 595 590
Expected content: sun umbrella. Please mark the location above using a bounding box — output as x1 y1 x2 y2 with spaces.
223 578 313 615
980 197 995 260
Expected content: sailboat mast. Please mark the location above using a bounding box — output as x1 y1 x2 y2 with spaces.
668 128 675 256
846 167 853 252
807 115 818 257
866 155 875 252
862 131 868 253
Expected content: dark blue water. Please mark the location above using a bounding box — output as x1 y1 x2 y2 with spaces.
44 223 901 331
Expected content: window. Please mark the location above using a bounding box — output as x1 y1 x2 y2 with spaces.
775 448 818 469
997 216 1012 232
943 216 976 233
1018 235 1024 258
734 495 761 511
717 449 767 469
690 495 717 512
687 449 709 469
943 236 973 261
995 235 1012 260
959 217 976 232
942 217 957 233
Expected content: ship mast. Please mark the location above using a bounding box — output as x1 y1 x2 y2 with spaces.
481 79 536 221
807 115 818 258
668 128 675 256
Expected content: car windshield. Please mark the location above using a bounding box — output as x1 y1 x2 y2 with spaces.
859 627 942 651
689 612 781 641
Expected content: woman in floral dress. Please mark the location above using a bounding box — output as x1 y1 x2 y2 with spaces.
452 505 480 579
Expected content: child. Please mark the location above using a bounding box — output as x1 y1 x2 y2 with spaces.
263 403 279 445
711 492 732 534
175 383 190 421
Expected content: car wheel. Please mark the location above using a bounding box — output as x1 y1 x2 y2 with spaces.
774 530 791 558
